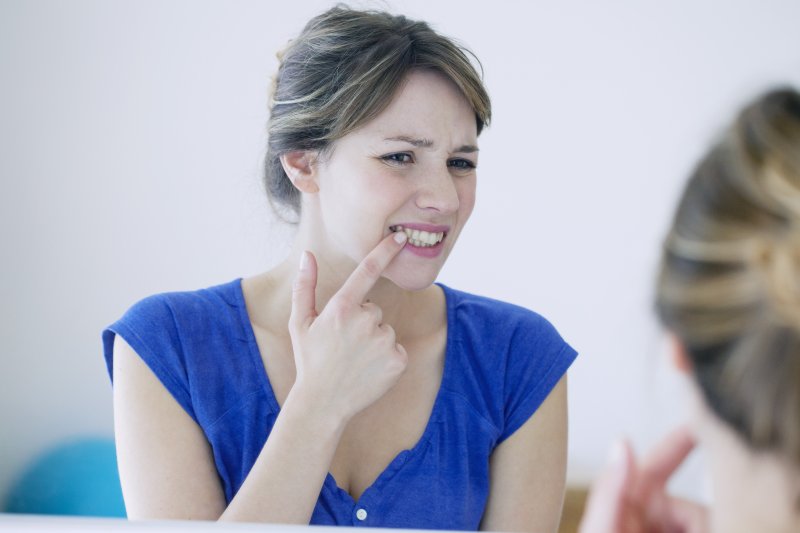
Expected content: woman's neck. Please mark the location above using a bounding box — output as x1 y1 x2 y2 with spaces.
248 247 438 345
697 407 800 533
283 246 416 321
246 207 447 345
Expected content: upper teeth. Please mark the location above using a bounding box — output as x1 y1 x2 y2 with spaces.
391 225 445 247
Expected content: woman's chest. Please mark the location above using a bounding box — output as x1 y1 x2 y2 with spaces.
253 325 447 502
330 338 445 500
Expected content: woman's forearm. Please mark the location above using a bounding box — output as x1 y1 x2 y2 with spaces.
219 389 347 524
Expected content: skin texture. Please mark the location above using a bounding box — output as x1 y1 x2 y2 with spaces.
113 70 569 531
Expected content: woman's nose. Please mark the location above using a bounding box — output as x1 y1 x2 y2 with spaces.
415 168 460 213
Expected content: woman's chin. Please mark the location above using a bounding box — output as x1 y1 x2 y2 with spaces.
382 270 438 292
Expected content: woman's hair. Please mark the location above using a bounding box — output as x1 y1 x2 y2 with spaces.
264 5 491 219
656 87 800 470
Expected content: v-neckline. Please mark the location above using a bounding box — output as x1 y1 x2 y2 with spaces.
232 278 456 505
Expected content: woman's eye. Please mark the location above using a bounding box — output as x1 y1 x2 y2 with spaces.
382 153 413 165
448 158 476 171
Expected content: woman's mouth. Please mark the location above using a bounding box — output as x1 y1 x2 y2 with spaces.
389 225 445 248
389 224 450 258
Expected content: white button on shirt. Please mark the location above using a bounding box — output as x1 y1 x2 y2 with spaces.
356 508 368 521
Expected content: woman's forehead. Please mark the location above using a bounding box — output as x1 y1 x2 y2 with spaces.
347 72 478 147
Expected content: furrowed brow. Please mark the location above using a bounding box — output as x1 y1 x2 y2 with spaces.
384 136 434 148
384 136 479 154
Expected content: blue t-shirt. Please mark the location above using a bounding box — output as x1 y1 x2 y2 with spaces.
103 280 576 530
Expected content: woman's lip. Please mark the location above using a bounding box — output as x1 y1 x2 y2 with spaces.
390 223 451 233
388 223 450 259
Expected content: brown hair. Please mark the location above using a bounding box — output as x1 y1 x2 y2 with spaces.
264 5 491 219
656 87 800 470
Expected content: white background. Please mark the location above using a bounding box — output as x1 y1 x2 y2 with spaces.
1 0 799 511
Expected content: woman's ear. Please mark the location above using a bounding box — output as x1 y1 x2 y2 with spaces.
668 334 694 375
280 151 320 193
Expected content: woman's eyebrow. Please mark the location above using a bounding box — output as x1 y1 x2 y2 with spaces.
384 135 434 147
454 144 479 154
384 136 479 153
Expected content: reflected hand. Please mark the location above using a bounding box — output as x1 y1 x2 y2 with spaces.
579 426 709 533
288 232 409 423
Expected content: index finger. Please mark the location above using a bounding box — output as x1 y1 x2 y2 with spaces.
579 439 636 533
637 426 696 497
337 232 407 304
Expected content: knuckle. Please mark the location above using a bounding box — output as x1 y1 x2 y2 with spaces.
287 319 302 337
360 257 383 280
380 324 396 342
363 302 382 322
328 290 353 309
390 347 408 372
291 276 306 293
330 300 350 322
394 341 408 359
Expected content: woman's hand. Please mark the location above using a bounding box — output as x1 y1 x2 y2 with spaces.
579 426 709 533
288 231 409 423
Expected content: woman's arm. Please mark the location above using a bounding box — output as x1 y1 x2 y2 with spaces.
113 336 227 520
480 376 569 533
114 233 409 523
113 336 346 522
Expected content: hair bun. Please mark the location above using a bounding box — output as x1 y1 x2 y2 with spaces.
753 232 800 327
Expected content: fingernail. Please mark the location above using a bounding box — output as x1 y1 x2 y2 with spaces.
394 231 407 244
299 251 310 271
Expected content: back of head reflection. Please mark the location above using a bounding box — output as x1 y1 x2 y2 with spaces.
581 87 800 533
659 87 800 531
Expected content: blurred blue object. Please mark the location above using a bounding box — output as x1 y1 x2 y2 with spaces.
3 437 126 517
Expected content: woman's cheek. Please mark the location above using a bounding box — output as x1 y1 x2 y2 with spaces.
457 178 477 220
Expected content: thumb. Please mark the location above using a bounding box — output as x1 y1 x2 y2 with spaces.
290 251 318 331
580 439 636 533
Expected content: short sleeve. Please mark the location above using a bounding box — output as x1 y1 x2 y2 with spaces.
102 294 198 424
498 313 577 443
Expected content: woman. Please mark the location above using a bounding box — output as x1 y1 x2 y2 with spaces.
103 6 577 531
580 87 800 533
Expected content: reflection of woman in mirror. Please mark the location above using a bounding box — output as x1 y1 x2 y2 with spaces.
580 87 800 533
103 6 577 530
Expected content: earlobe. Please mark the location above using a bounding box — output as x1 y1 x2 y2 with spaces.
668 334 694 375
280 151 320 193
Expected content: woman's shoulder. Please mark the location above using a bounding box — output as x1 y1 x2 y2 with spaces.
439 283 561 339
439 282 577 366
103 279 248 369
438 284 577 444
102 279 255 427
122 279 243 321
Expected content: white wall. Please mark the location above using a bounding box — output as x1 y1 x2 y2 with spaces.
1 0 799 509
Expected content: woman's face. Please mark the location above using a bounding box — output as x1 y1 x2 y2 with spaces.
313 69 479 291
